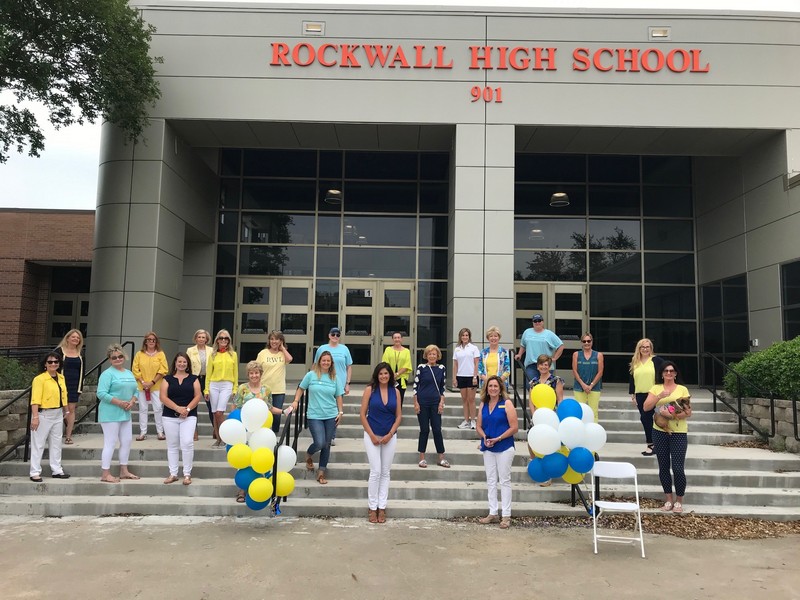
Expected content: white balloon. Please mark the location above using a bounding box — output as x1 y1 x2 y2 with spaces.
580 403 595 424
531 407 560 430
583 422 608 452
527 424 561 456
558 416 586 449
218 418 247 445
241 398 269 432
276 445 298 473
248 427 277 452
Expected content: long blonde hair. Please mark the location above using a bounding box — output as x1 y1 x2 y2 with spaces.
58 328 84 354
629 338 654 373
313 350 338 381
211 329 232 357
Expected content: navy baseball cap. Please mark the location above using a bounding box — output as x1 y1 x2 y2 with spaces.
329 327 341 335
532 314 544 321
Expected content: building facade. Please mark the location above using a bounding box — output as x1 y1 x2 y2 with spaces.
90 1 800 383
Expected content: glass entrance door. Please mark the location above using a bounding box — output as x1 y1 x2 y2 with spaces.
47 293 89 346
341 280 415 382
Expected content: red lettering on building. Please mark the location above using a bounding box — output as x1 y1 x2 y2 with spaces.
435 45 454 69
592 48 614 72
533 47 557 71
572 47 591 71
389 46 411 68
339 44 361 68
509 47 530 70
291 42 315 67
318 44 337 67
690 49 710 72
363 45 392 67
617 48 641 72
640 48 665 72
414 45 433 68
270 42 291 66
469 46 492 69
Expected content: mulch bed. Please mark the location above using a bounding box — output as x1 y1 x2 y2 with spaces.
719 439 771 450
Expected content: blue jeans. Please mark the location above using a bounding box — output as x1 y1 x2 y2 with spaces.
271 393 285 435
307 418 336 470
417 403 445 454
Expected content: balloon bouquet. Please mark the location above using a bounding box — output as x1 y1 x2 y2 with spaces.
218 398 298 511
527 384 607 485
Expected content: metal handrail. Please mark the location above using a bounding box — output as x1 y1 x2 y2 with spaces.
511 358 532 430
700 352 775 439
270 388 308 511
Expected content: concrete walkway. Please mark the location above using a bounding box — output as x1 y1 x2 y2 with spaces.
1 515 798 599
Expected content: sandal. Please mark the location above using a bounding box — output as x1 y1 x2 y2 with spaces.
157 434 166 441
539 479 552 487
660 501 674 512
236 491 245 503
377 508 386 523
64 437 74 445
418 460 428 468
305 456 315 471
641 444 655 457
120 473 140 480
136 435 147 441
163 475 179 484
368 509 378 523
316 471 328 485
100 476 120 483
183 476 192 486
437 459 450 468
499 517 511 529
672 502 683 513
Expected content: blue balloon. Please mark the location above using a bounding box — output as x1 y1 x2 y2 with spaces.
568 447 595 474
557 399 582 421
527 458 549 483
245 494 269 511
234 467 260 491
542 452 569 479
227 408 242 422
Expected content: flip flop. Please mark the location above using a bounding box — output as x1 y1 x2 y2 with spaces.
136 435 147 441
157 434 166 441
236 491 245 503
120 473 140 480
183 476 192 486
660 501 674 512
437 459 450 468
64 437 74 445
418 460 428 468
672 502 684 513
100 477 120 484
163 475 179 484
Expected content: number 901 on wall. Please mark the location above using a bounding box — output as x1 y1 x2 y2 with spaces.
470 85 503 103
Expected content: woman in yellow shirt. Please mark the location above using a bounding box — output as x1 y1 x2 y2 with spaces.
132 331 169 441
381 332 412 406
204 329 238 447
29 352 70 481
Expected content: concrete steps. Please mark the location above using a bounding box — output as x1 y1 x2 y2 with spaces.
1 386 799 520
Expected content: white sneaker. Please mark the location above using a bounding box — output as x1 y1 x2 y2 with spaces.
470 420 476 429
457 420 470 429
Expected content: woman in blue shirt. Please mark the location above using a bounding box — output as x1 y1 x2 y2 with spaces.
290 351 344 485
360 362 403 523
476 375 518 529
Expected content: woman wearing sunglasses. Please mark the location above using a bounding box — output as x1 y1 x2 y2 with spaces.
132 332 169 441
29 353 70 482
571 333 604 423
204 329 238 447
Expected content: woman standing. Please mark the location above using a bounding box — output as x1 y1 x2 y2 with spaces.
381 332 412 407
643 361 692 513
360 362 403 523
289 351 344 485
159 352 202 485
528 354 564 487
96 344 139 483
572 333 604 423
476 375 518 529
413 344 450 469
132 332 168 441
29 352 70 481
256 330 293 434
187 329 213 441
478 326 511 391
53 328 84 445
629 338 665 457
204 329 238 447
453 327 480 430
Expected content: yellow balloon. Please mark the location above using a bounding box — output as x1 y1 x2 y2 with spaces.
248 477 274 502
530 384 557 410
263 412 274 429
275 472 296 497
558 445 569 457
227 443 252 470
562 467 585 485
251 447 275 474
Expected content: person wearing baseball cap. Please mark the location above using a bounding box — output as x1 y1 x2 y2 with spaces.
314 327 353 445
515 314 563 384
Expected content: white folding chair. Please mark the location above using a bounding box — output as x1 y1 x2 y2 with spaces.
591 461 645 558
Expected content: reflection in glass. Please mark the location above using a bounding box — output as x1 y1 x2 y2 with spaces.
643 186 692 217
643 220 694 251
419 216 448 247
514 218 585 249
346 288 373 307
315 280 339 312
645 321 697 354
418 282 447 314
783 307 800 340
516 292 543 312
645 286 696 319
241 313 268 334
318 215 341 244
239 246 314 276
345 182 417 213
220 178 241 209
514 251 586 281
314 314 339 346
514 184 586 216
555 293 582 312
588 220 640 249
418 249 447 279
281 313 308 334
590 252 641 283
555 319 583 339
80 301 89 317
590 285 642 318
343 248 415 279
215 278 235 310
588 185 640 216
417 316 446 347
218 212 238 242
644 253 695 284
346 315 372 336
213 312 234 337
384 290 411 308
216 245 237 275
383 316 410 337
241 213 315 244
282 288 308 306
242 180 317 211
316 247 340 278
243 287 269 305
590 320 642 352
51 323 72 338
342 216 416 246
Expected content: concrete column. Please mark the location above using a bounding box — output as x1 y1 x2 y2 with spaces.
447 123 515 360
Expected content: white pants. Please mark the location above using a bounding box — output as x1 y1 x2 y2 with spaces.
163 416 196 477
30 409 65 477
363 432 397 510
208 380 233 412
483 446 515 517
138 390 163 436
100 420 133 470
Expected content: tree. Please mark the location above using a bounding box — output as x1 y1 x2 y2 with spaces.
0 0 161 163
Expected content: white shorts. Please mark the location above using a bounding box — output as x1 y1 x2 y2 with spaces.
208 380 233 412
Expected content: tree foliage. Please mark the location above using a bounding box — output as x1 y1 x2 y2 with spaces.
723 337 800 401
0 0 161 163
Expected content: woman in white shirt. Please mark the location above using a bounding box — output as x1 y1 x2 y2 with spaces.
452 327 480 430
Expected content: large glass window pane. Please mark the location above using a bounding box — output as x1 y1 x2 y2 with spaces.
515 218 585 249
516 292 543 312
220 178 241 210
723 320 750 354
345 182 417 213
645 321 697 354
515 251 586 281
318 180 343 213
600 355 635 383
588 185 640 216
281 313 308 334
516 154 586 183
215 278 235 310
588 220 640 250
220 149 242 177
314 314 339 346
555 318 583 340
346 287 373 307
642 156 691 186
590 285 642 318
239 246 314 276
701 284 722 319
216 246 237 275
320 151 343 179
384 316 410 337
722 275 748 315
643 186 693 217
242 286 269 305
588 155 639 183
420 153 450 181
590 320 642 352
318 215 341 245
316 247 340 277
213 312 234 337
50 267 91 293
242 180 317 211
240 342 265 363
243 149 316 178
52 300 72 317
702 321 723 354
342 248 416 279
589 252 641 282
346 315 372 336
643 220 694 251
417 316 446 347
418 249 448 279
218 212 238 243
515 184 586 216
782 261 800 305
348 345 372 365
645 286 696 319
420 183 448 213
241 213 315 244
555 293 582 312
419 216 448 247
384 290 410 308
346 151 418 180
315 280 339 312
418 282 447 314
644 253 695 284
784 307 800 340
282 288 308 305
241 312 268 334
342 216 416 246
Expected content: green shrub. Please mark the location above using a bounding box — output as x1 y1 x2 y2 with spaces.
723 337 800 401
0 357 41 391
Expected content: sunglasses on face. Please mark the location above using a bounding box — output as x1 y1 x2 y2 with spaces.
581 339 592 343
663 368 676 373
218 337 230 341
330 333 341 337
46 360 60 364
533 319 543 323
145 339 156 342
110 355 124 360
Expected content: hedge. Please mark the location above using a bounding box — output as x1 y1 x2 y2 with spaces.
723 337 800 401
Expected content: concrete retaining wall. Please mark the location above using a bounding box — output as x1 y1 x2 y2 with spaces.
725 395 800 453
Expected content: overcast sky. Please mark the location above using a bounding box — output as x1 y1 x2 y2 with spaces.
2 0 798 212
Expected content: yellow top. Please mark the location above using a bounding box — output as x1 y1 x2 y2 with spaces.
256 348 287 394
205 350 238 394
381 345 412 389
632 359 656 394
484 352 499 380
186 345 208 377
650 384 691 434
31 372 68 409
132 351 169 391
